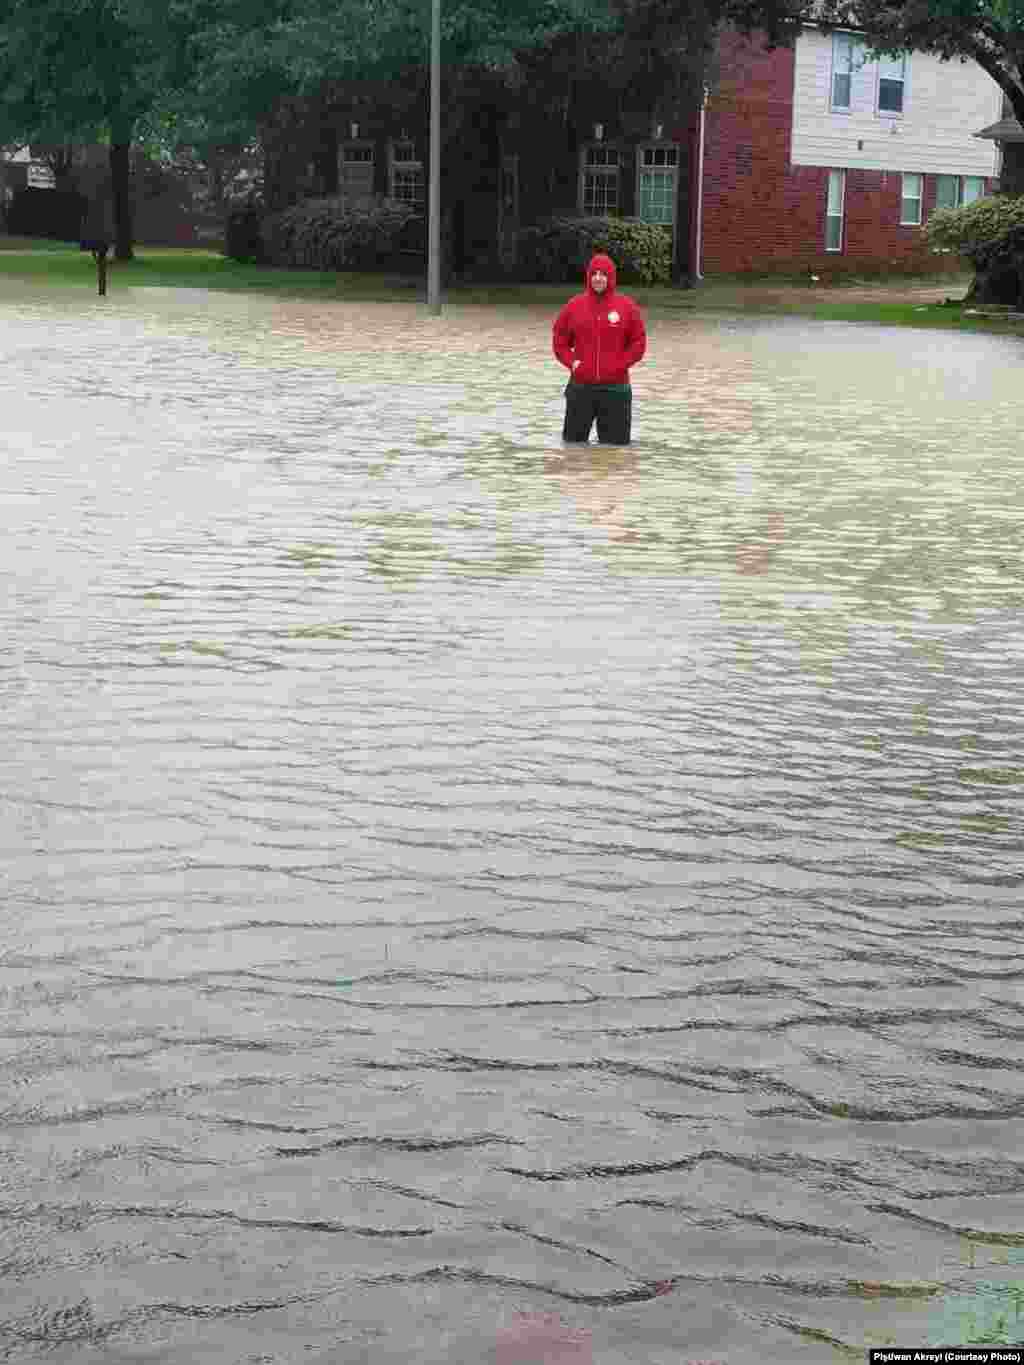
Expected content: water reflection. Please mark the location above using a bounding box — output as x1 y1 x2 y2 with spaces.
546 447 642 543
2 280 1024 1364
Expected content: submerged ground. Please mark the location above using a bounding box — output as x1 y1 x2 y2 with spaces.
1 271 1022 1363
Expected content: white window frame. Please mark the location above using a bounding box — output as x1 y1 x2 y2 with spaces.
27 161 56 189
339 142 374 206
933 174 987 214
934 173 961 211
830 33 864 112
900 171 923 225
580 145 620 216
637 144 678 227
825 169 845 252
389 141 424 211
877 51 907 116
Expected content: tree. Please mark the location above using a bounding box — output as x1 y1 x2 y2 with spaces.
142 0 632 260
0 0 198 257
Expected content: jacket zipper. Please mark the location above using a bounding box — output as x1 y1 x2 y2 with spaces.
596 300 601 383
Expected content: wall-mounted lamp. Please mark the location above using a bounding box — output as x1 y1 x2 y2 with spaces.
654 123 663 140
594 123 604 141
350 122 360 139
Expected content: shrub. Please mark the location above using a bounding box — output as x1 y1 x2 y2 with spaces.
516 214 672 285
925 194 1024 258
224 194 268 263
258 194 420 271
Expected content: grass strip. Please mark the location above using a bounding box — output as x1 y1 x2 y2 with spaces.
0 241 1007 332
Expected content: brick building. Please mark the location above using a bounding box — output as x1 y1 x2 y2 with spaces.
694 26 1003 276
2 24 1002 278
320 22 1003 281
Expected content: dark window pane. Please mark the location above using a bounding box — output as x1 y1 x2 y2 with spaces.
879 79 903 113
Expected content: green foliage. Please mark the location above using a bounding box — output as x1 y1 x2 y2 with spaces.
0 0 169 144
517 214 672 284
154 0 624 147
254 194 420 270
600 216 673 283
926 194 1024 255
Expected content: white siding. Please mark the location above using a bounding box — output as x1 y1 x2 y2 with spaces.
791 27 1001 176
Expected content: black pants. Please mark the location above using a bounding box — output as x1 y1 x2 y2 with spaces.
562 382 632 444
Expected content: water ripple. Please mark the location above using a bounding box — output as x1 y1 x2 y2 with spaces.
3 285 1023 1360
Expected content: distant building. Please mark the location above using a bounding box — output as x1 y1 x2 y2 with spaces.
696 26 1003 275
0 145 55 188
3 25 1003 273
311 25 1003 279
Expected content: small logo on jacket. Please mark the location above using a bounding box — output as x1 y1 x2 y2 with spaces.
607 310 620 324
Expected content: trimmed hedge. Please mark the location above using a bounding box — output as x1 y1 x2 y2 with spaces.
926 194 1024 258
516 215 673 285
223 193 419 269
260 194 419 270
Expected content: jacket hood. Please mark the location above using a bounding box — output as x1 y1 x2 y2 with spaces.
585 253 617 295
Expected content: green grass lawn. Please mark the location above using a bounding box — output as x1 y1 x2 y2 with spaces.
0 242 383 295
0 238 1010 332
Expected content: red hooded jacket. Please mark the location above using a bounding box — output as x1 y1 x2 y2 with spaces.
552 253 647 386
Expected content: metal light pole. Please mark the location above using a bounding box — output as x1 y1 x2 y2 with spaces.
427 0 442 313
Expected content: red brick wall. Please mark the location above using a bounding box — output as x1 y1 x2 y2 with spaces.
700 29 799 275
699 29 985 277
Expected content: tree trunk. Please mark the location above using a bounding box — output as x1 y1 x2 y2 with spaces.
998 139 1024 196
965 135 1024 305
110 142 134 260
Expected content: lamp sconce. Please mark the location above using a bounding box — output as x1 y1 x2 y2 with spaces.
654 122 663 140
594 123 604 141
350 122 359 139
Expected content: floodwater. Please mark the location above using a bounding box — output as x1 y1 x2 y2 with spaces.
1 277 1023 1365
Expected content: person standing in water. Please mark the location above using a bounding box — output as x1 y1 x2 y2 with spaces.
552 252 647 445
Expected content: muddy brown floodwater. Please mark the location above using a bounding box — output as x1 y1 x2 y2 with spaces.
1 279 1023 1365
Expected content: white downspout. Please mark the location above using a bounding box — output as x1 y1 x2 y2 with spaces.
695 84 708 281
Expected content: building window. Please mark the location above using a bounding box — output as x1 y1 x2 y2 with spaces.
826 169 845 251
27 162 56 189
831 32 864 111
934 174 986 212
878 52 906 114
638 145 678 225
900 172 923 224
934 174 959 210
581 146 620 215
339 144 374 204
389 142 424 210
